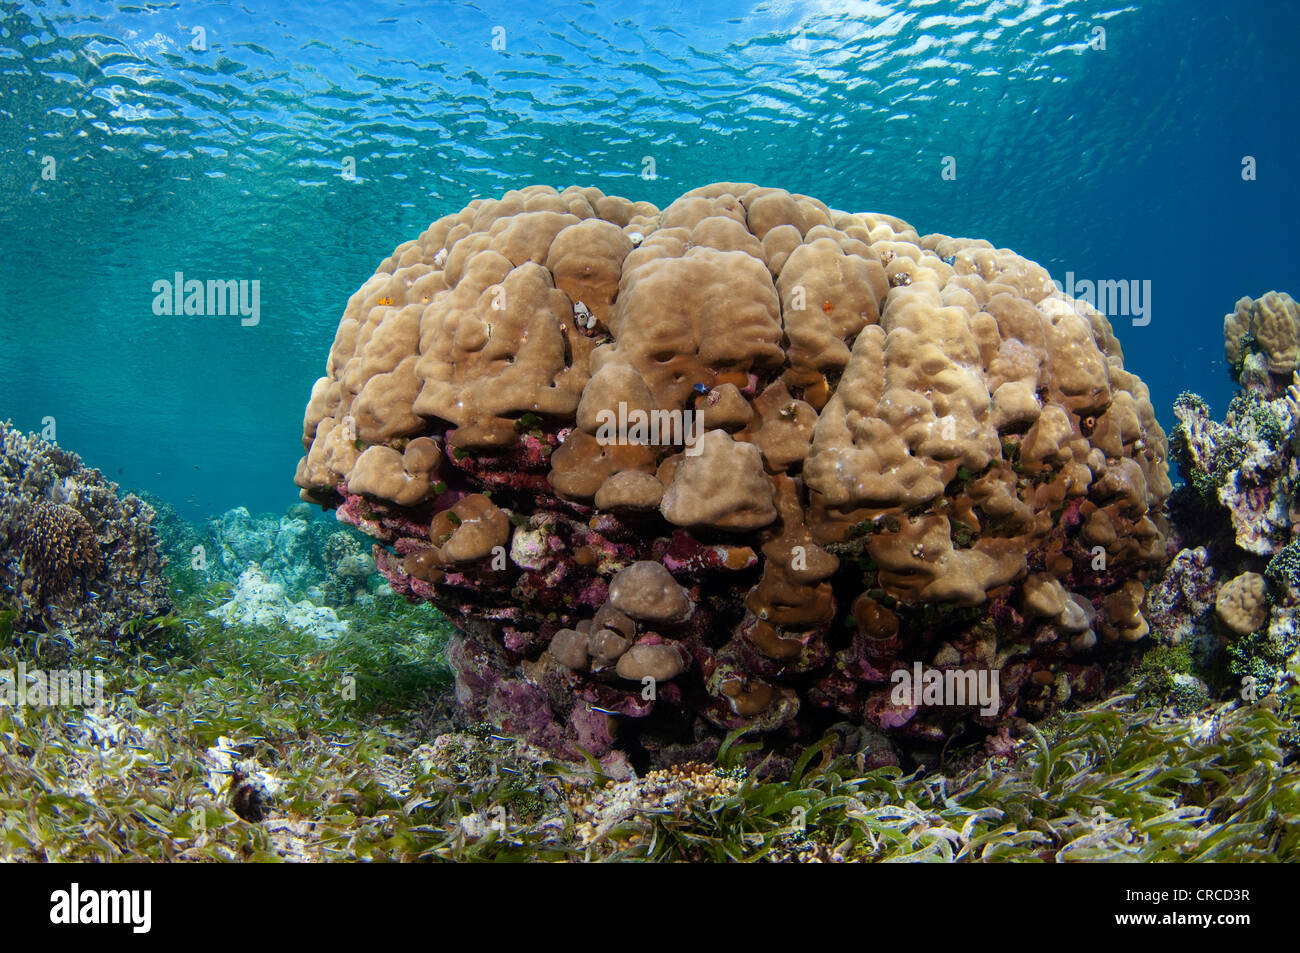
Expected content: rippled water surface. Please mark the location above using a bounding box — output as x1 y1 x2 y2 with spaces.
2 0 1297 514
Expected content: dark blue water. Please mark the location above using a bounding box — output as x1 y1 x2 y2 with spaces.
2 0 1296 516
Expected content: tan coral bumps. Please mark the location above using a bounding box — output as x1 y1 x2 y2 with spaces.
1215 571 1268 636
1225 291 1300 375
297 182 1171 766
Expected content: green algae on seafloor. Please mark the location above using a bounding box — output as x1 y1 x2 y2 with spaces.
2 570 1298 861
2 530 1294 862
1131 644 1198 708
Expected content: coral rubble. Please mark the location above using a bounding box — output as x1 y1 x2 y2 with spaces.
294 183 1172 768
207 565 348 641
146 495 380 608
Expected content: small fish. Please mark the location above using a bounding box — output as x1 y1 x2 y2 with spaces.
377 296 393 306
588 704 620 715
692 382 710 395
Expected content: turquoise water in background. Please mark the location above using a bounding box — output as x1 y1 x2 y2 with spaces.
1 0 1296 518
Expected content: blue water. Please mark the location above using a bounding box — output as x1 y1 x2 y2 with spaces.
1 0 1297 517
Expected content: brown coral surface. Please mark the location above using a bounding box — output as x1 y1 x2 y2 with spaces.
1225 291 1300 377
296 182 1171 770
18 501 105 602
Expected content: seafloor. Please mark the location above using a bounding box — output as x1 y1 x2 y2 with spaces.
0 560 1293 861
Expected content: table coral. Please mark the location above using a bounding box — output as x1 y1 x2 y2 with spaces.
295 183 1172 769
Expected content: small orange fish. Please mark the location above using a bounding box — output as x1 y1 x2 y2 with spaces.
377 296 393 306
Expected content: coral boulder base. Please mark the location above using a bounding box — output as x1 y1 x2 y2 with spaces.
296 182 1171 770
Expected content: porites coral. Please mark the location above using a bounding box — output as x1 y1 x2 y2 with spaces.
296 183 1172 768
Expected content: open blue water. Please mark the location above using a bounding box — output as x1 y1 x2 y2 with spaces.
1 0 1296 517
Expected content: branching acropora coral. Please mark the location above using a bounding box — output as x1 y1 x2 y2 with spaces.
17 500 104 602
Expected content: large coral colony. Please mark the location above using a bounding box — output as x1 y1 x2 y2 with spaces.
5 181 1291 789
293 179 1212 772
